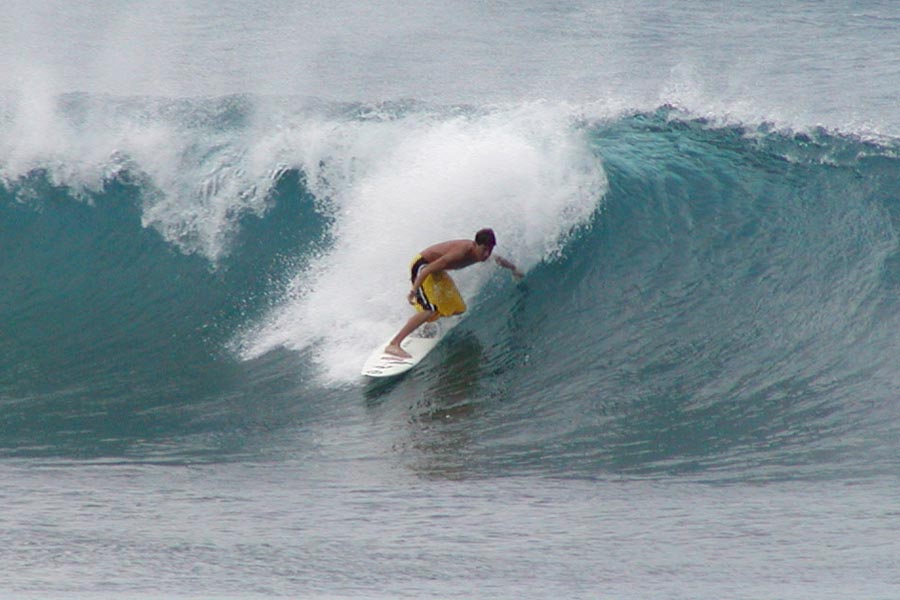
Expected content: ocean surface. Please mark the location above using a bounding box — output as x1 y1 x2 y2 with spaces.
2 1 900 598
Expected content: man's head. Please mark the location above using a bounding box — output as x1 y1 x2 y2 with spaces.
474 228 496 260
475 228 496 247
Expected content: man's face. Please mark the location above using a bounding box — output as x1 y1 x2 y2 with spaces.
477 243 494 261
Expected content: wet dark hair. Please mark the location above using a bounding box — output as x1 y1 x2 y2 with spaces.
475 228 496 247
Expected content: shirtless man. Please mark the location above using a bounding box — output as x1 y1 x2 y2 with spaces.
385 228 523 358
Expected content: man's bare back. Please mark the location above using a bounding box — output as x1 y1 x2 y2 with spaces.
419 239 485 271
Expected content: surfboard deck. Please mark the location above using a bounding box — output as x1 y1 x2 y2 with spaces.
361 321 445 378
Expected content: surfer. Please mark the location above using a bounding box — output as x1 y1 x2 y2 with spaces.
384 228 523 358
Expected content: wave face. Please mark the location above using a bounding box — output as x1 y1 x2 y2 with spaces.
462 112 900 480
2 93 899 480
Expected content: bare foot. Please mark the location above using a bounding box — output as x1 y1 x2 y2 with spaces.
384 343 412 359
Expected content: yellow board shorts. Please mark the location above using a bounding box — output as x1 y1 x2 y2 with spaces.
410 254 467 322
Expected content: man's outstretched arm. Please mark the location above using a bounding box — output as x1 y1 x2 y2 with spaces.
494 255 524 279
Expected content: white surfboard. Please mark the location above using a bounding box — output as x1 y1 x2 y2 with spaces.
361 321 446 378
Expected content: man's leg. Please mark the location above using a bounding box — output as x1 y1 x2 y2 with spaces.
385 310 436 358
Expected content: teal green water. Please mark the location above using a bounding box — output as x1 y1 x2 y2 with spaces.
2 0 900 597
5 109 898 478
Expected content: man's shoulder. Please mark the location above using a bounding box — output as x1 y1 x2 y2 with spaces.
425 239 472 257
450 239 476 253
446 240 476 260
422 240 475 269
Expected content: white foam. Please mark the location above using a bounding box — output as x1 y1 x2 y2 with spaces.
0 89 287 260
238 102 608 383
